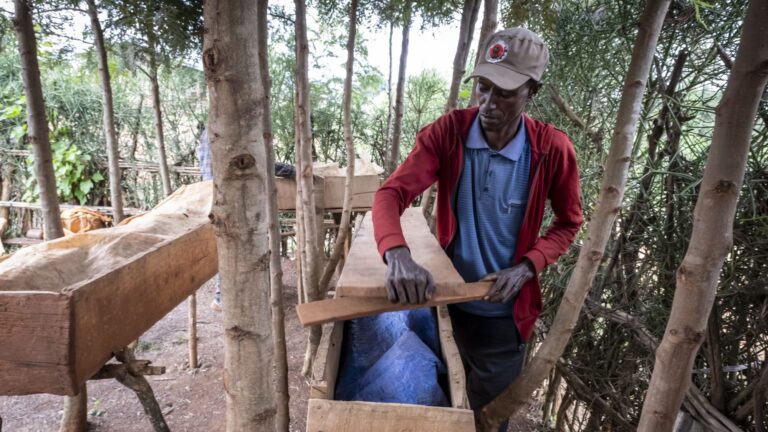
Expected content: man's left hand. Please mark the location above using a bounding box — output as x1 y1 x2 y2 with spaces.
481 259 536 304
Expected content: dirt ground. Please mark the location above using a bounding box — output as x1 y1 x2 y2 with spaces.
0 257 544 432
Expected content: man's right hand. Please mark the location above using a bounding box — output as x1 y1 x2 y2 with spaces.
383 246 436 304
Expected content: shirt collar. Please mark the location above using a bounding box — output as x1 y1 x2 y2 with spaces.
467 114 527 161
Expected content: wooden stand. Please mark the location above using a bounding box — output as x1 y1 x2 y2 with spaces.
90 347 169 432
306 307 475 432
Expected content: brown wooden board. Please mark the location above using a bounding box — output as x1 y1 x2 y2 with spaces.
296 282 491 327
0 291 74 395
0 183 217 396
437 305 470 410
275 175 380 211
335 208 466 298
69 224 217 388
306 399 476 432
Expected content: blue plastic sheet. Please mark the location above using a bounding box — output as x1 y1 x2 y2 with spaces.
335 309 449 406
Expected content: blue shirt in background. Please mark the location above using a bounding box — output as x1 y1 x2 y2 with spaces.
451 115 531 317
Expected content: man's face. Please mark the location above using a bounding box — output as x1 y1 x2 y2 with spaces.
476 78 532 133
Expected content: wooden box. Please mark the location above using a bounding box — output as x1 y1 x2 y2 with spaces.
306 306 476 432
0 183 218 397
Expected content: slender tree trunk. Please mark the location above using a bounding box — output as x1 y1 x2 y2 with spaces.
256 1 290 429
294 0 322 377
638 1 768 428
0 169 11 253
203 1 276 429
319 0 358 294
384 22 394 166
148 52 172 197
387 4 412 176
129 94 144 160
14 1 83 427
478 1 671 429
13 0 63 241
445 0 481 112
469 0 498 106
85 0 124 224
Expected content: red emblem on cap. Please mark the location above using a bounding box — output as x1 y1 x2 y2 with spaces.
486 40 508 63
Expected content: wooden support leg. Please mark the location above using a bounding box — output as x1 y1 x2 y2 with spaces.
113 348 170 432
188 293 198 369
59 384 87 432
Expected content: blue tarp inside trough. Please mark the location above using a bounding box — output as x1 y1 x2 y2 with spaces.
334 309 449 406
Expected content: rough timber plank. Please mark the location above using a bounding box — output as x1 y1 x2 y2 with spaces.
306 399 475 432
70 223 217 387
335 209 465 298
0 291 74 395
296 282 491 327
437 305 470 410
275 175 380 211
309 321 343 400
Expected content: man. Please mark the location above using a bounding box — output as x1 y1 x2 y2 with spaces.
372 28 583 428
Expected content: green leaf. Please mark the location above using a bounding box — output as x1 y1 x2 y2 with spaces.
79 179 93 195
91 172 104 182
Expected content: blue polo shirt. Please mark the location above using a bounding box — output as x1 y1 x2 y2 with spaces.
451 115 531 317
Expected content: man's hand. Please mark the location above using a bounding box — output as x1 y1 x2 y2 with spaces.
481 259 536 304
384 246 436 304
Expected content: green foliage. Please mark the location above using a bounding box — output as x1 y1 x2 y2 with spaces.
23 138 105 204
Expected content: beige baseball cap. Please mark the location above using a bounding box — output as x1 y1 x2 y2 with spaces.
467 27 549 90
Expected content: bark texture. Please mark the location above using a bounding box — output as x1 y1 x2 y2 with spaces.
445 0 481 112
256 0 290 428
638 1 768 429
294 0 322 377
478 0 671 429
319 0 358 294
387 4 412 176
149 52 172 197
85 0 124 224
203 1 276 430
13 0 64 241
469 0 498 106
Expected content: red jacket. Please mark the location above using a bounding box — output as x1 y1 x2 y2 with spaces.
372 107 583 341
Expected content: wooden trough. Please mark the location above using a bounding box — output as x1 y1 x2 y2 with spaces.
0 182 217 396
304 209 478 432
0 164 383 397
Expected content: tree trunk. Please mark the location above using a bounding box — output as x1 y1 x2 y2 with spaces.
445 0 481 112
0 169 11 253
478 0 671 429
148 52 172 197
294 0 322 377
387 4 412 176
319 0 358 294
60 385 87 432
638 1 768 429
202 1 276 430
85 0 124 224
13 0 63 241
445 0 482 112
469 0 498 106
384 22 394 166
14 1 82 427
255 1 290 429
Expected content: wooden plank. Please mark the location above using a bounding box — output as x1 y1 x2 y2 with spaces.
306 399 475 432
296 282 491 327
2 237 42 246
335 209 465 298
436 305 470 410
309 321 343 400
275 175 380 211
70 223 217 387
0 292 75 396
